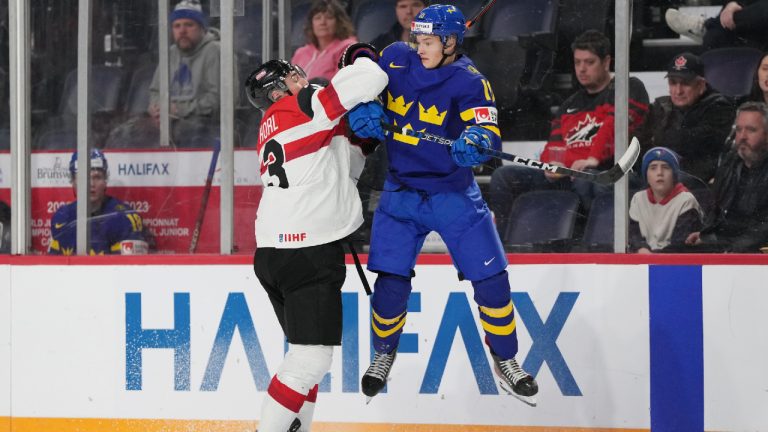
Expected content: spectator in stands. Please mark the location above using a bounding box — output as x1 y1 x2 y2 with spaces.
148 0 224 147
107 0 226 148
0 199 9 254
686 102 768 253
636 52 734 184
291 0 357 82
747 52 768 104
488 30 649 238
629 147 702 253
370 0 426 50
49 150 147 255
665 1 768 50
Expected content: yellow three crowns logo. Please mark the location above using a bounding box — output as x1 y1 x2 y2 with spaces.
418 103 447 126
387 92 413 117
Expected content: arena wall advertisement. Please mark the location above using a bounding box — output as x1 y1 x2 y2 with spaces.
1 257 767 432
0 151 262 255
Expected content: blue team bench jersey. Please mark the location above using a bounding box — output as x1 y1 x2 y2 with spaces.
49 196 146 255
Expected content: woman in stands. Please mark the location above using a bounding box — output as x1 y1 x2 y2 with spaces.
748 52 768 104
291 0 357 82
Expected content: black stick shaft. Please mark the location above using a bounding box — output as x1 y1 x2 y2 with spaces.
466 0 498 28
189 140 221 253
380 122 637 185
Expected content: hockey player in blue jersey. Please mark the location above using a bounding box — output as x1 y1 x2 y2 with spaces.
347 4 539 405
49 149 147 255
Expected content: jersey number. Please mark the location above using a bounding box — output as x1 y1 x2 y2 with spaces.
481 79 496 103
126 213 143 232
263 139 289 188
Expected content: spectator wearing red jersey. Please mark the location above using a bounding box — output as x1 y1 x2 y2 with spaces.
488 30 649 239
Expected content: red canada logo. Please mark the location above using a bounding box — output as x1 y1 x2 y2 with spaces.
674 55 687 71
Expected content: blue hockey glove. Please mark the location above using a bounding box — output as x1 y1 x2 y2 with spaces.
348 101 386 141
451 126 493 167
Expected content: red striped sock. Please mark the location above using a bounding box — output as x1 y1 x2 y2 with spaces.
267 376 306 413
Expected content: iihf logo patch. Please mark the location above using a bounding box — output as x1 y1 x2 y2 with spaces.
278 232 307 243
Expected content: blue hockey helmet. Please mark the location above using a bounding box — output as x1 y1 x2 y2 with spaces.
69 149 109 177
410 4 467 46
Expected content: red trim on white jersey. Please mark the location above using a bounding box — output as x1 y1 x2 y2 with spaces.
318 84 346 121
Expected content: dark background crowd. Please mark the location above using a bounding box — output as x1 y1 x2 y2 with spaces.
1 0 768 254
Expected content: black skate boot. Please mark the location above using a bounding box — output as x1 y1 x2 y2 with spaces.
361 349 397 403
491 353 538 406
288 418 301 432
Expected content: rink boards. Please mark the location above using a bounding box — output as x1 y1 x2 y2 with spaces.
0 255 767 432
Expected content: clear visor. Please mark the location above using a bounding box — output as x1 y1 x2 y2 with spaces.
292 64 307 79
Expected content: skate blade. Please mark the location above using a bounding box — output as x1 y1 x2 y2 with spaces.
498 380 538 407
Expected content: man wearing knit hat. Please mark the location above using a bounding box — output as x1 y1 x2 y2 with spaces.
636 52 734 183
629 147 702 253
146 0 225 147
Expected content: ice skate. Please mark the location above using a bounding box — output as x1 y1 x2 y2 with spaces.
492 354 538 407
665 9 705 44
361 349 397 403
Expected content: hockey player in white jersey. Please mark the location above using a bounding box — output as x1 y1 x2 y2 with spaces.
245 45 387 432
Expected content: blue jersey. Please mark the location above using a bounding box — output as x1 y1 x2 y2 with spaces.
49 196 146 255
378 42 501 193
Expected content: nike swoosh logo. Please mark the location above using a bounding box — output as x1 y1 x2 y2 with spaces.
484 257 495 266
566 108 578 113
55 223 65 229
389 62 406 69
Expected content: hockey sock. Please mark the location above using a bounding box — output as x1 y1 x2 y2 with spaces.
259 345 333 432
259 375 306 432
296 384 318 432
473 271 519 360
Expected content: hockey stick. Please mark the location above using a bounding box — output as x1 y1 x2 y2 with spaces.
189 139 221 253
380 122 640 185
465 0 498 29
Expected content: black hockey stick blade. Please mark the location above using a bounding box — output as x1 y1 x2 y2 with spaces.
380 122 639 185
592 136 641 185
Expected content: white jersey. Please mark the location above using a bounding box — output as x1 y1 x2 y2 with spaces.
629 185 702 250
255 58 388 248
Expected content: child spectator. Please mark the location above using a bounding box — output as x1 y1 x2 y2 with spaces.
629 147 703 253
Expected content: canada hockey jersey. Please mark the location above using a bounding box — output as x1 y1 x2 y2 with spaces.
541 77 649 169
378 42 501 193
48 196 146 255
256 58 388 248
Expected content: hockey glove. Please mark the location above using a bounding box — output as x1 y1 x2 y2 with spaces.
451 126 493 167
348 101 386 141
338 42 380 69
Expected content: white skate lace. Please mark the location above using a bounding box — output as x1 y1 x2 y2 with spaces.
497 357 529 385
366 351 395 381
